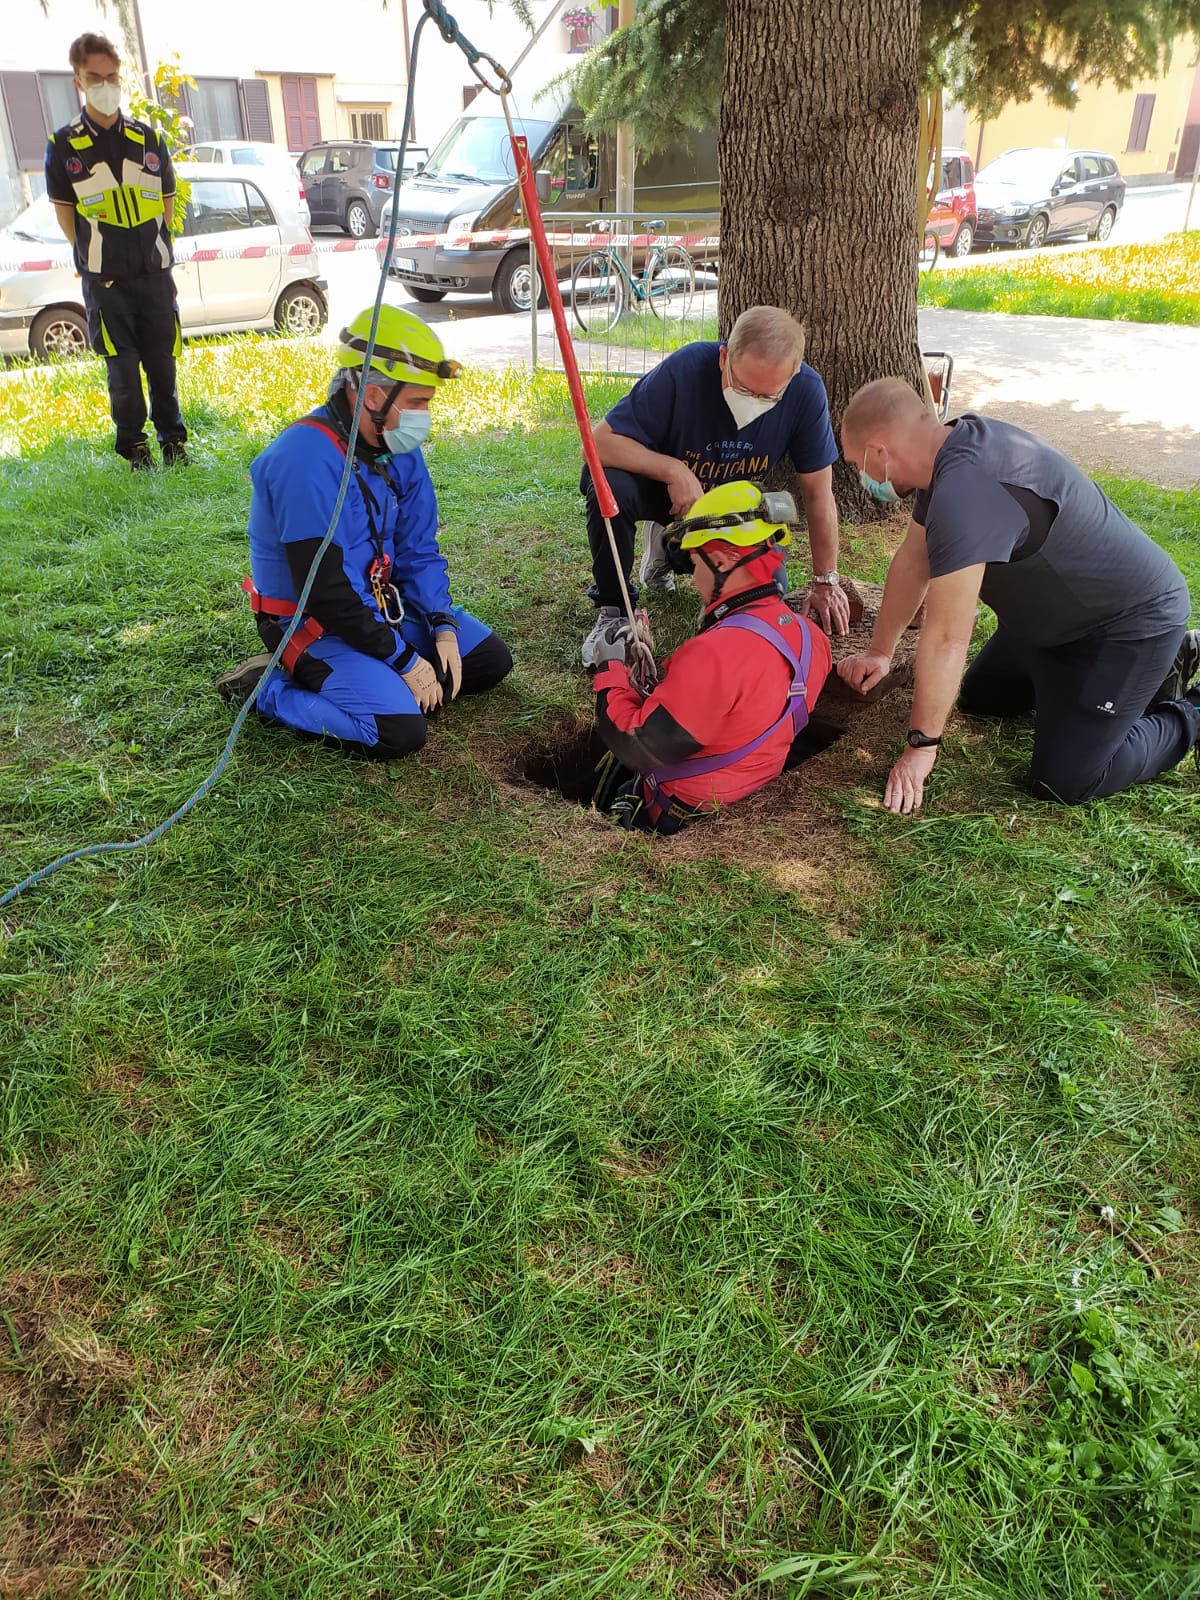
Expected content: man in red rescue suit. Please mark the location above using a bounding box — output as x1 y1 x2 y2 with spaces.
589 481 832 832
45 32 188 470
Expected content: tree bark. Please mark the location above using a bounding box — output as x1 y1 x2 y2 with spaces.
720 0 924 518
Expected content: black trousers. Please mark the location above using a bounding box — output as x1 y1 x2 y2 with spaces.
82 272 186 458
581 465 673 607
958 622 1200 803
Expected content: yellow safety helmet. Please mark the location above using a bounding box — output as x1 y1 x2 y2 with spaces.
664 480 796 574
335 305 462 386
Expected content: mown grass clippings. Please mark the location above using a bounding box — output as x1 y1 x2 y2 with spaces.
2 350 1200 1599
919 231 1200 324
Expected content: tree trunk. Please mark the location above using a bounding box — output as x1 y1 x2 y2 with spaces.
720 0 924 519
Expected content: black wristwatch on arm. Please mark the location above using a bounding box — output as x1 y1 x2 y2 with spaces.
907 728 943 749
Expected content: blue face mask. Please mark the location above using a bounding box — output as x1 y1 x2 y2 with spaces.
859 446 900 504
859 468 900 504
381 408 431 456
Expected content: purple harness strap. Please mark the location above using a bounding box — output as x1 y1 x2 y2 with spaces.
643 613 813 815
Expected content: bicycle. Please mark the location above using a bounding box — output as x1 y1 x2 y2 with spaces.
570 219 696 337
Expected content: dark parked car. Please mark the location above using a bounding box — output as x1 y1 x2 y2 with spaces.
297 140 429 238
974 147 1125 249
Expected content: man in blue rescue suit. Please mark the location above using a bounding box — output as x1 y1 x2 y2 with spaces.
588 482 832 833
215 306 512 759
45 32 188 471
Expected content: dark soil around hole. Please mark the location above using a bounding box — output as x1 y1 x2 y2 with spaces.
507 580 920 843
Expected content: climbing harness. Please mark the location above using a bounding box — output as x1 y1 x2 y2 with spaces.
641 611 814 826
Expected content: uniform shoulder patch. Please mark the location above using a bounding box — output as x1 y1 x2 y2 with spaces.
66 156 84 175
144 150 161 173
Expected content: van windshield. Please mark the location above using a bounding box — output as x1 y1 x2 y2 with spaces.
422 116 557 184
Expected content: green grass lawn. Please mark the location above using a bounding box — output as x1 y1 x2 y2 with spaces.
918 231 1200 325
2 340 1200 1599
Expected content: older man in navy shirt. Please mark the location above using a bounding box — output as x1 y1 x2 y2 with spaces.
580 305 848 665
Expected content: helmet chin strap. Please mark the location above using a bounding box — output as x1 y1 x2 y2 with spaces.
698 539 778 605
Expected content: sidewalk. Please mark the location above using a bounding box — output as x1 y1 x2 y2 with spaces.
918 307 1200 489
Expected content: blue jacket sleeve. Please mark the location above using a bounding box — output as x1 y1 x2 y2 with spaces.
155 130 176 198
255 428 412 667
384 450 454 622
44 134 72 205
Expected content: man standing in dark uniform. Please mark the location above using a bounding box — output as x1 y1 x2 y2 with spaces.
45 32 189 471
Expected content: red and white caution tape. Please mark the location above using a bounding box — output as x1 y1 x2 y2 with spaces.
0 227 718 276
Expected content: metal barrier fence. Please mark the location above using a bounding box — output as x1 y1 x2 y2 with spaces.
530 210 720 379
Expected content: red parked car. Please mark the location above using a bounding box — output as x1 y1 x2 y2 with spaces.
926 148 978 257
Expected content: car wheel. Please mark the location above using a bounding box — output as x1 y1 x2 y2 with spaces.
1090 206 1117 243
274 282 328 337
950 220 974 257
405 285 447 303
492 249 547 314
30 306 89 360
1024 214 1049 249
346 200 374 239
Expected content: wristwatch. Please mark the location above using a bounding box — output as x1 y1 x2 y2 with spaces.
907 728 942 748
812 570 840 586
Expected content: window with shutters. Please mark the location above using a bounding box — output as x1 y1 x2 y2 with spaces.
1 72 51 168
281 76 321 151
189 79 244 142
349 109 387 140
39 75 80 134
1126 94 1155 153
239 80 274 143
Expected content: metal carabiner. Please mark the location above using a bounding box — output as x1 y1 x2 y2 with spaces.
472 51 513 96
372 577 405 626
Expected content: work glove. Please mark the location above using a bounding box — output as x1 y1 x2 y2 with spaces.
401 652 442 714
590 616 633 667
434 628 463 700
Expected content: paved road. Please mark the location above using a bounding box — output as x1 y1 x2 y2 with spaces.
917 307 1200 489
310 251 1199 489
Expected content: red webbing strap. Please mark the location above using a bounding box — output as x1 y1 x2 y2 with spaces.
240 576 326 674
509 134 618 520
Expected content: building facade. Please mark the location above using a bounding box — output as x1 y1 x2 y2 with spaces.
961 44 1200 183
0 0 585 226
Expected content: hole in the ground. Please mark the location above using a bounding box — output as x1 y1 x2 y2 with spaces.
517 716 849 807
520 724 613 804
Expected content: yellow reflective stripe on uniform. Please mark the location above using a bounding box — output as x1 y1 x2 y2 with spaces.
98 312 118 356
125 126 146 145
172 314 182 358
74 183 166 228
68 134 93 150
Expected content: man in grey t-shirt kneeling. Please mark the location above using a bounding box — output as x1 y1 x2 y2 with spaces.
836 378 1199 813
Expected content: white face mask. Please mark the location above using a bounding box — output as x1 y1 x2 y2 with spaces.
84 82 122 117
724 388 778 429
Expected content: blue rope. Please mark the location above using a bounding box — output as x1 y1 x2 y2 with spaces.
1 3 504 914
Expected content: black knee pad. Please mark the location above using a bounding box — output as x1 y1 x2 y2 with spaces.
367 712 428 760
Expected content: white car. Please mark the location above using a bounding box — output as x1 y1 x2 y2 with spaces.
0 162 328 361
183 140 310 227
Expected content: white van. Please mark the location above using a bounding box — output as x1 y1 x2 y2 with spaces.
0 162 327 361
